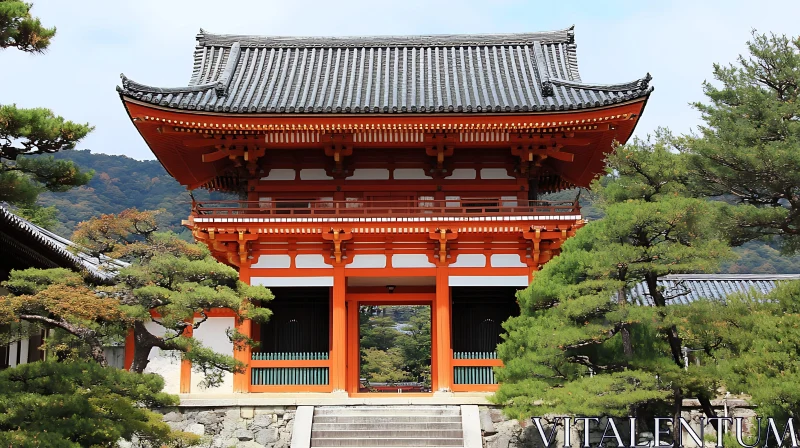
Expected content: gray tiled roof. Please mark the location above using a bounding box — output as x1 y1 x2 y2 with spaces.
628 274 800 306
0 204 125 282
118 27 652 114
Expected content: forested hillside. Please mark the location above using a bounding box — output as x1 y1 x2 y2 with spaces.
35 150 800 274
37 150 226 238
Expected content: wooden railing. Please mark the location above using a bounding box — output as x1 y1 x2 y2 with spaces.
249 352 332 390
452 351 502 389
192 198 580 219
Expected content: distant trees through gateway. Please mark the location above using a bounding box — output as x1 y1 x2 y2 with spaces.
359 305 432 392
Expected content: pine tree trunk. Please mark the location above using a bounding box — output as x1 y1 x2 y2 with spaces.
617 287 634 358
130 321 157 373
673 387 683 446
645 272 719 429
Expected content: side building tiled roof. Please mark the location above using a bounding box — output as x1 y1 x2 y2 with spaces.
0 204 124 282
118 27 652 114
628 274 800 306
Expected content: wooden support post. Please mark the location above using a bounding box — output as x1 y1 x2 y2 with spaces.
233 264 252 393
330 265 347 392
346 296 360 394
434 266 452 392
180 322 193 394
124 329 134 371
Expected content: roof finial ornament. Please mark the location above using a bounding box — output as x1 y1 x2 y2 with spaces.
640 73 652 90
541 80 554 97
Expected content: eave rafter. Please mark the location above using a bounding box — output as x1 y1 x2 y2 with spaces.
125 98 647 193
130 101 640 134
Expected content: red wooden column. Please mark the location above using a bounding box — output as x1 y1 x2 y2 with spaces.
434 265 452 392
233 264 253 392
180 322 193 393
330 265 347 392
124 329 134 370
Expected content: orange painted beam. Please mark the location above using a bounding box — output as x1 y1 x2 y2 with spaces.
124 98 645 131
346 286 436 295
451 359 503 367
347 292 434 303
451 384 500 392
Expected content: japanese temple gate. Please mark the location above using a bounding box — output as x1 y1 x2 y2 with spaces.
118 27 651 395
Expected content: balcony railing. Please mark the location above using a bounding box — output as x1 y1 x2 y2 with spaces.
191 198 580 220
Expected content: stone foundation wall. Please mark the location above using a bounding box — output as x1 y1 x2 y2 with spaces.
480 401 756 448
126 406 295 448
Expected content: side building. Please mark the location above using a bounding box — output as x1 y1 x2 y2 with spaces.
0 204 120 368
118 27 653 395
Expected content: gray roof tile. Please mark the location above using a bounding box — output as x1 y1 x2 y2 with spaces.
118 27 652 114
1 204 125 282
628 274 800 306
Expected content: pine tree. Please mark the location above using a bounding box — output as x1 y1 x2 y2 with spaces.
0 2 93 227
0 0 55 52
1 209 273 388
671 280 800 427
686 31 800 252
494 135 734 427
0 360 198 447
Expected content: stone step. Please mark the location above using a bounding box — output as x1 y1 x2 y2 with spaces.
312 416 463 424
312 430 464 439
310 437 464 447
313 407 460 417
312 422 463 431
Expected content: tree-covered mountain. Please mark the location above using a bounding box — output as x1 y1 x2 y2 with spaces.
36 150 227 239
35 150 800 274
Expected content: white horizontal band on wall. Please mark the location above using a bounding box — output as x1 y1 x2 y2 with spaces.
250 276 334 287
449 276 529 287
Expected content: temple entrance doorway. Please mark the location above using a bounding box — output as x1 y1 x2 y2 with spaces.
344 283 436 395
357 304 432 393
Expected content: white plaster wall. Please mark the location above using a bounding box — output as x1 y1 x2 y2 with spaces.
451 254 487 268
449 168 477 179
490 254 527 268
103 346 125 369
347 254 387 268
143 321 181 394
391 254 435 268
393 168 430 179
251 276 334 287
252 255 292 269
8 341 18 367
349 169 390 180
260 169 296 181
191 317 235 394
18 339 29 365
299 169 333 180
295 254 331 268
449 275 529 287
481 168 514 179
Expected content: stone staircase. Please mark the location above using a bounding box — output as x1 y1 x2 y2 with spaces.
310 406 465 447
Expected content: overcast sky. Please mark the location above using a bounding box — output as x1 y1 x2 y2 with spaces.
2 0 798 161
